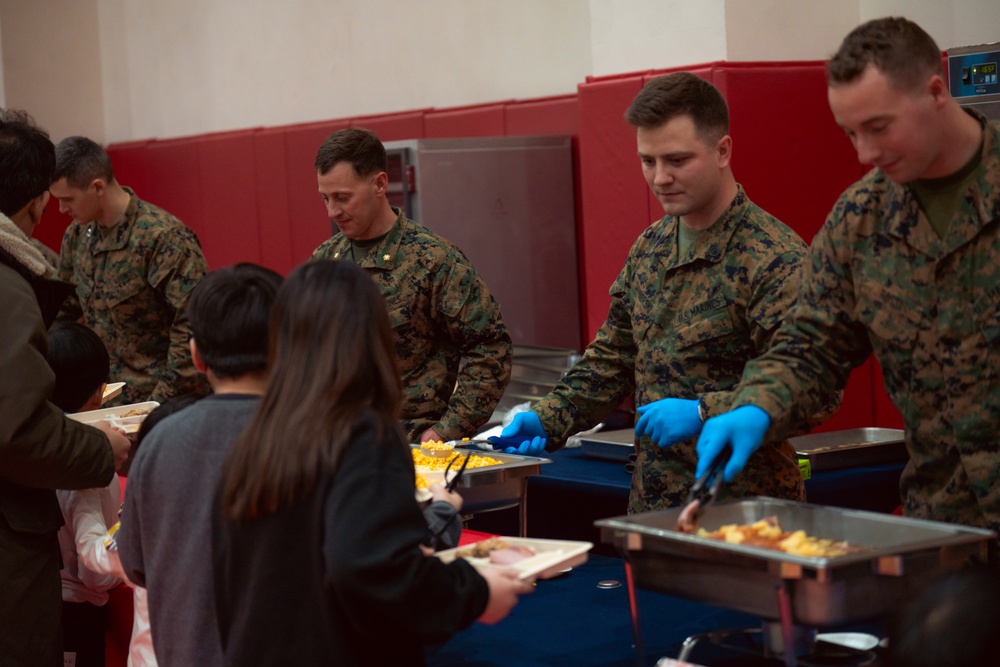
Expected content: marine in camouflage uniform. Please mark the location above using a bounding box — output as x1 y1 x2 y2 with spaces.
57 187 210 405
732 110 1000 533
311 207 512 442
532 186 808 513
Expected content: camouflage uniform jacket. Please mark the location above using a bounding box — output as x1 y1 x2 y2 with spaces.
734 112 1000 533
311 209 512 442
57 188 210 405
532 186 808 513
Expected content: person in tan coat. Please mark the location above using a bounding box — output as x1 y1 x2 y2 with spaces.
0 108 129 667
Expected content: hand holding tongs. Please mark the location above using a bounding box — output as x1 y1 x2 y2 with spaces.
443 452 471 492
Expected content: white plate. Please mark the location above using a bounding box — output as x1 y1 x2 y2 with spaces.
68 401 160 434
816 632 880 651
436 536 593 580
101 382 126 404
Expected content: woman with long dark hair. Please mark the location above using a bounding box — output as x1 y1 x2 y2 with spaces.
212 260 530 665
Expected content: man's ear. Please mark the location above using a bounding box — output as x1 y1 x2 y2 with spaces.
715 134 733 169
927 73 949 109
27 191 50 225
189 338 208 373
91 178 107 197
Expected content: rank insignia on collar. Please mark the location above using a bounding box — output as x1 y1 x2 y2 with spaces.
383 254 390 261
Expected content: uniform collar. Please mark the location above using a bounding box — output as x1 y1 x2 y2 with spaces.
883 109 1000 257
85 187 140 253
332 207 406 270
665 184 749 269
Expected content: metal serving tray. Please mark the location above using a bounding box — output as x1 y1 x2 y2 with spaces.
412 446 551 514
790 428 907 471
578 428 635 462
597 497 995 627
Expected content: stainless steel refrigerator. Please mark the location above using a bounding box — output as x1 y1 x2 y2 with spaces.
378 135 581 351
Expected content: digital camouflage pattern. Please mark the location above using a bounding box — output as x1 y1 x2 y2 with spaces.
311 208 512 442
735 112 1000 534
532 186 808 513
57 188 210 405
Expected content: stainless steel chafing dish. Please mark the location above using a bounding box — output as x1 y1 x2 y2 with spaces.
597 497 994 627
412 446 552 535
598 497 995 665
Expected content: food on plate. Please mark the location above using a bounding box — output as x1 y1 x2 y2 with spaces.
488 545 537 565
411 449 502 471
121 407 152 418
457 537 537 565
415 474 430 490
694 517 864 557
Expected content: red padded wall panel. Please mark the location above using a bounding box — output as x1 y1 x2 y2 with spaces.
718 63 875 430
252 127 295 274
196 130 260 269
504 95 580 137
282 119 351 264
424 103 507 138
348 111 426 141
576 75 647 340
716 62 865 244
808 357 877 433
106 140 153 206
143 137 205 243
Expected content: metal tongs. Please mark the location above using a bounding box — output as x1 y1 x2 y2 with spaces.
443 434 532 453
683 447 732 518
443 451 472 492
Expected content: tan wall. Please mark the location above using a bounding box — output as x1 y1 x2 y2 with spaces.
0 0 105 142
1 0 998 143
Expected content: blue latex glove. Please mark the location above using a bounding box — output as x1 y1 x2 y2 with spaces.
497 411 548 456
695 405 771 482
634 398 702 449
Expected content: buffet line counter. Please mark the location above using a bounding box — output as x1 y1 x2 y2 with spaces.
467 444 908 555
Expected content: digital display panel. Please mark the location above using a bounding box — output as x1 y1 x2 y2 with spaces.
972 62 998 85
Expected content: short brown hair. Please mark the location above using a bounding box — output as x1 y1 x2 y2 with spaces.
314 127 386 178
54 136 115 188
625 72 729 144
827 17 942 91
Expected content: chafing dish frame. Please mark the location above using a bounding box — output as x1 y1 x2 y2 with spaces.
596 497 995 666
412 446 551 535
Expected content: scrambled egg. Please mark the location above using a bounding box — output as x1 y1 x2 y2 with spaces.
697 518 858 557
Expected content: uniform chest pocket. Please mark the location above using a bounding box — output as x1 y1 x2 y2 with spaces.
673 306 735 350
105 271 148 309
856 279 922 351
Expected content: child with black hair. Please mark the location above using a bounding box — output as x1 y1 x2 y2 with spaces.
117 263 283 666
72 394 200 667
47 321 121 667
48 321 111 414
